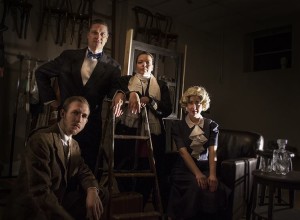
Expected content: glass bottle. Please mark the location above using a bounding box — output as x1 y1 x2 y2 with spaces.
272 139 291 175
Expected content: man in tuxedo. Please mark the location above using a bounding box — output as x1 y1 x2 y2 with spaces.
35 19 121 172
5 96 107 220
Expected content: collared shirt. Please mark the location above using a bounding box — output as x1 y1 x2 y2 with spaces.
87 47 102 55
58 123 72 163
81 48 103 85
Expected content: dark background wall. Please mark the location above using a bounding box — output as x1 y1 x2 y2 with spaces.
1 0 299 176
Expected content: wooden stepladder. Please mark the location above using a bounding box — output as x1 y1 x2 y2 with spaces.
102 104 163 220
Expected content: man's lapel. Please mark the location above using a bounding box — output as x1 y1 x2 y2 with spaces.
71 48 87 89
68 141 81 179
52 129 68 182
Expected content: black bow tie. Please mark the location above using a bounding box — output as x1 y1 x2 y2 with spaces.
87 50 102 60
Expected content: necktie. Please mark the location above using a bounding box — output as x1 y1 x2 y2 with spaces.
64 140 70 165
87 49 102 60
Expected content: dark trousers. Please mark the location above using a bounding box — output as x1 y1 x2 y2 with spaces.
62 186 108 220
74 116 102 172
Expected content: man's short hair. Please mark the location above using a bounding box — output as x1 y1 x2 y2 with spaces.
89 19 109 31
62 96 90 112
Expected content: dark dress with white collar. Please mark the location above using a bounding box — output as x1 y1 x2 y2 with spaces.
167 116 229 219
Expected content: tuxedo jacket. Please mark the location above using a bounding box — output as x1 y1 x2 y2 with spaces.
6 124 99 220
35 48 121 121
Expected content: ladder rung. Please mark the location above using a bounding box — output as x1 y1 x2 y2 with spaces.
112 211 161 219
114 135 149 140
102 170 153 175
113 169 152 173
114 172 155 177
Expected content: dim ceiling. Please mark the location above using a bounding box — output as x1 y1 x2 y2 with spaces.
136 0 300 32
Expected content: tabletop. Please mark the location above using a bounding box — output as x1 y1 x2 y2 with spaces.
252 170 300 189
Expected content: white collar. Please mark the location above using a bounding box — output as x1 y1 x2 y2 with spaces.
185 115 204 129
58 123 72 144
135 72 151 80
87 47 103 54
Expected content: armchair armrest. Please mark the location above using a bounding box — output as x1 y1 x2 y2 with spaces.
220 157 257 220
220 158 257 190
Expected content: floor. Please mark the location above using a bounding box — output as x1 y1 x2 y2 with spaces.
1 157 300 220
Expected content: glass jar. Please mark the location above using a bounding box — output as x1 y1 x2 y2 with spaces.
272 139 291 175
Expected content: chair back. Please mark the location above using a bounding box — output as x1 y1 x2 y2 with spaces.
217 129 264 162
132 6 154 41
153 13 169 33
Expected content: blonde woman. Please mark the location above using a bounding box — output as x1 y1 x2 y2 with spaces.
167 86 229 220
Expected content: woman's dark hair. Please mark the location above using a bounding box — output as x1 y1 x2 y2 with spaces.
135 51 154 64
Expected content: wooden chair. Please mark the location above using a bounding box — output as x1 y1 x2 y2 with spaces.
1 0 8 31
154 13 178 49
132 6 160 44
8 0 32 39
69 0 93 48
36 0 71 45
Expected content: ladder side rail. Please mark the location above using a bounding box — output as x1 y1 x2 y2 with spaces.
106 111 116 219
134 112 144 170
143 107 164 215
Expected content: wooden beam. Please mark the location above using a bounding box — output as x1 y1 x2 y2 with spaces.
122 29 133 76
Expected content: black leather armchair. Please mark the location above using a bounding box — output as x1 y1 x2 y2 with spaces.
217 129 264 220
164 128 264 220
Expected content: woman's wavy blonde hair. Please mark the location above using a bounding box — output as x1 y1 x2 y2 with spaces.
180 86 211 111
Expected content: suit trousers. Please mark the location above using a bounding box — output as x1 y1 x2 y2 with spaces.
62 186 108 220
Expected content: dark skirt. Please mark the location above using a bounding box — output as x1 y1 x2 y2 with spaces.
167 159 230 219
